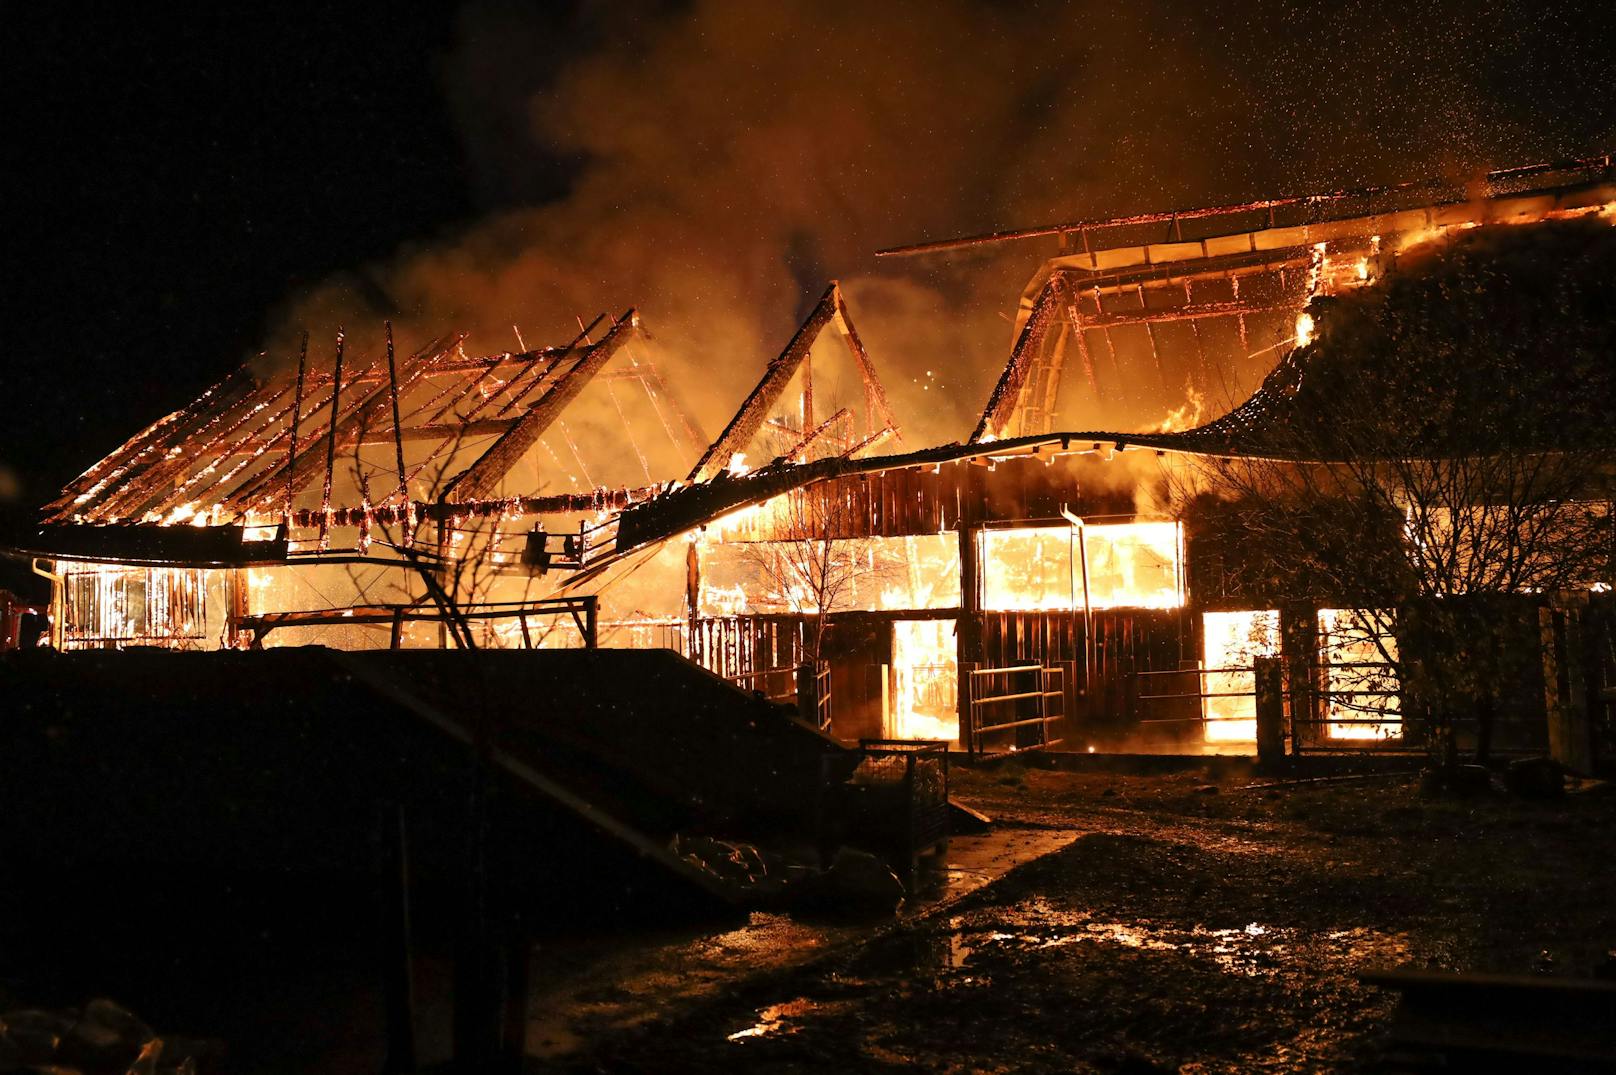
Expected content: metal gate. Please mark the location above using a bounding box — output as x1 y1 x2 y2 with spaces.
962 662 1065 755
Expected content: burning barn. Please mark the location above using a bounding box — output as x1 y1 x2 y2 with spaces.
12 156 1615 765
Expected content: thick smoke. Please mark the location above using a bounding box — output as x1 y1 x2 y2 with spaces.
265 0 1615 449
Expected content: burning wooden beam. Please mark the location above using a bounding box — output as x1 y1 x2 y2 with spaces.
43 366 258 521
687 284 842 483
221 333 462 516
876 154 1615 258
831 287 902 442
971 279 1062 444
317 330 347 550
285 331 308 521
443 310 639 501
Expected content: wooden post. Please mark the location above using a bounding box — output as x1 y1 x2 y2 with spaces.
961 661 977 755
583 597 598 650
1542 605 1594 773
1280 605 1318 755
285 330 308 523
385 322 412 545
1254 655 1286 769
797 662 817 727
956 513 982 747
375 802 417 1075
318 330 345 551
801 345 813 433
227 567 248 649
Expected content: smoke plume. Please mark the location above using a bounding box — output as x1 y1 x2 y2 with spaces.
265 0 1616 448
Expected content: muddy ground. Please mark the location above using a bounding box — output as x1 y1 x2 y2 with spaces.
560 764 1616 1073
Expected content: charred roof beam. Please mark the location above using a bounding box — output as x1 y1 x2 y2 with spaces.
442 310 640 502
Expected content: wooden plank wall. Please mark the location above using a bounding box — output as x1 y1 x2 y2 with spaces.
730 454 1143 543
688 614 805 681
980 608 1188 732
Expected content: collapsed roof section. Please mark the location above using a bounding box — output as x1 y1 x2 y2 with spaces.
41 309 708 532
941 155 1615 444
29 281 908 571
603 160 1616 568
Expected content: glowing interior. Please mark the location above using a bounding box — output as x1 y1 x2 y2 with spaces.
697 532 958 616
891 618 958 742
982 521 1184 612
1318 608 1401 739
61 566 207 648
1201 609 1280 742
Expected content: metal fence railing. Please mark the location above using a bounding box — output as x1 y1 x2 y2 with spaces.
725 660 833 733
1134 660 1406 751
962 662 1064 755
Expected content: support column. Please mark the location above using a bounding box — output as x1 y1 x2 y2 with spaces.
1254 655 1286 770
957 505 983 748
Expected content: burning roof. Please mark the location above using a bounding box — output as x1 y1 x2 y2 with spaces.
950 155 1615 444
27 279 906 571
605 167 1616 564
27 156 1613 575
43 313 654 531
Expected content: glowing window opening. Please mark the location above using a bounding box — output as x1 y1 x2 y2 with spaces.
1318 609 1401 740
1201 610 1280 742
61 566 208 648
891 618 959 742
981 521 1184 612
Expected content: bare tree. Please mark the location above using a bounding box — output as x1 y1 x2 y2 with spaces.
344 400 547 650
740 485 869 666
735 405 899 667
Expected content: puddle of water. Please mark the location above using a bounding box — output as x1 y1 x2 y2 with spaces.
726 994 864 1042
921 906 1405 983
726 997 819 1041
1323 926 1415 964
917 905 1357 982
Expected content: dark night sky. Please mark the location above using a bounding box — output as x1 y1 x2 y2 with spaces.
5 1 1614 596
5 7 506 590
7 9 468 514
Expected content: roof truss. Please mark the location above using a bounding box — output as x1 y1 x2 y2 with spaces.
686 281 901 483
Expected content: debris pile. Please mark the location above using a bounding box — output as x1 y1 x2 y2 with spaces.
0 999 219 1075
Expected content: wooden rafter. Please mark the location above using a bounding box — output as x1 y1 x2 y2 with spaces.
971 278 1062 444
831 286 902 443
684 280 901 484
442 310 639 501
686 284 841 483
98 371 304 521
221 333 462 515
42 366 259 521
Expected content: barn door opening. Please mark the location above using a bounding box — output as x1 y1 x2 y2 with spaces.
1201 610 1281 743
891 618 958 743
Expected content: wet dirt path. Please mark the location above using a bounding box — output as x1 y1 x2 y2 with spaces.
522 828 1076 1062
555 768 1616 1073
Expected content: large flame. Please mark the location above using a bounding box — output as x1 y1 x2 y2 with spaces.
891 618 958 742
982 522 1184 612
